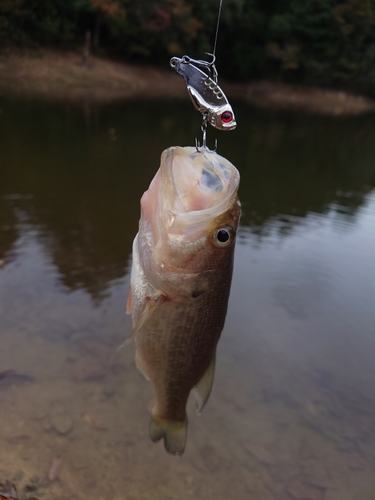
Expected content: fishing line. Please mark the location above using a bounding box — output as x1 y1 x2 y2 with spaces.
212 0 223 59
170 0 236 149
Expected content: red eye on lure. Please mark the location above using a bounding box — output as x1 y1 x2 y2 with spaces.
221 111 233 123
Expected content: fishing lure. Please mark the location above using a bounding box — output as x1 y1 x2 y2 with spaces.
170 54 236 133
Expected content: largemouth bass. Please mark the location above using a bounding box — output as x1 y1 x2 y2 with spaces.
127 146 240 455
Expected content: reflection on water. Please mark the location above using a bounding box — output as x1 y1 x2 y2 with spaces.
0 96 375 499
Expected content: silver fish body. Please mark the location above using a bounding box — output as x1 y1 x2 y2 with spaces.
127 146 240 455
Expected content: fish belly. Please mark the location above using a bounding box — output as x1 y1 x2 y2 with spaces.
134 295 226 421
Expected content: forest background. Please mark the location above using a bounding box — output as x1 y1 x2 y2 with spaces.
1 0 375 96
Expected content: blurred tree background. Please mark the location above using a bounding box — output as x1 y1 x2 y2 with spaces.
1 0 375 94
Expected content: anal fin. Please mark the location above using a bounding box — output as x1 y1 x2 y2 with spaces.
135 350 149 381
149 412 187 456
194 354 216 415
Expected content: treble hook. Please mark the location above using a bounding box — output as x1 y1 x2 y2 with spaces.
195 113 217 152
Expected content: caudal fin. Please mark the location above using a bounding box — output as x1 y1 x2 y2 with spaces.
149 413 187 456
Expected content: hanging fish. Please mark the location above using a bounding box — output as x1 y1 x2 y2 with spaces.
126 146 240 455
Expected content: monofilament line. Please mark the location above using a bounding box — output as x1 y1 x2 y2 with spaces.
212 0 223 58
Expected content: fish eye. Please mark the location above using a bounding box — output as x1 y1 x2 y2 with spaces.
213 227 233 247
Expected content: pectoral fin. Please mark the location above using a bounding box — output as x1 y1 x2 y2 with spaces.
126 287 132 314
194 354 216 415
118 294 166 350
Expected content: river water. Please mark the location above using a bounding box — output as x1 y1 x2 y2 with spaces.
0 96 375 500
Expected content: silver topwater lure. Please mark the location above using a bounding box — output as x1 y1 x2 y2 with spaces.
169 0 236 149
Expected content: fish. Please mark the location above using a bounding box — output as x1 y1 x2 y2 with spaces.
126 146 240 455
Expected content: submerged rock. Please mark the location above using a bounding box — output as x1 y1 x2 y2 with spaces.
287 479 324 500
71 357 106 382
51 413 73 435
0 481 18 500
247 443 276 465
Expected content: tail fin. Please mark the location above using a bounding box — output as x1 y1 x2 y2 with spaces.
149 413 187 456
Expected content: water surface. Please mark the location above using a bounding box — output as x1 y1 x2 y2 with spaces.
0 96 375 500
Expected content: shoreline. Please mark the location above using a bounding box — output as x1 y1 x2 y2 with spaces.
1 49 375 116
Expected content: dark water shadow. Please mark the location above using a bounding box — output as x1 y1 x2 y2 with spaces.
1 97 375 302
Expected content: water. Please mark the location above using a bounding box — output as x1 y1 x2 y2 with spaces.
0 96 375 500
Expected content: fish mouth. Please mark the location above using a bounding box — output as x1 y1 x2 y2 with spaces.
160 146 240 230
139 146 240 282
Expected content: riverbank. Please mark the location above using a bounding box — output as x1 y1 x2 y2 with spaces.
1 49 375 116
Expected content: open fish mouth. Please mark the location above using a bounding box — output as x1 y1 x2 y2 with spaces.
158 146 240 226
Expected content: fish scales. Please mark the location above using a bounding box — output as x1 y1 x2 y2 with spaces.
135 277 230 415
128 146 240 455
